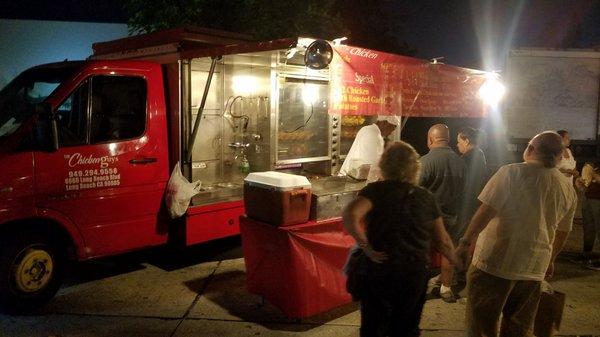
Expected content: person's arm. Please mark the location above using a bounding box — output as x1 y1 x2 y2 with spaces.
551 230 570 261
455 166 510 268
455 203 498 268
342 196 388 263
342 196 371 247
430 217 461 269
545 230 569 279
547 199 576 278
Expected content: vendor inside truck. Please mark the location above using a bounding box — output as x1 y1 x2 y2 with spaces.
338 115 400 181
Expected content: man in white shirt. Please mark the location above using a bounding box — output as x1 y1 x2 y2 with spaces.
456 131 577 337
339 115 400 180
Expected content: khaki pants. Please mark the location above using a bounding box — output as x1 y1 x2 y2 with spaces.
466 266 541 337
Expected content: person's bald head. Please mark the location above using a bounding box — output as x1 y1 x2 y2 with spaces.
523 131 564 168
427 124 450 149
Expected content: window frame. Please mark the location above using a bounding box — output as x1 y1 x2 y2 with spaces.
88 75 149 145
53 78 90 148
53 74 149 148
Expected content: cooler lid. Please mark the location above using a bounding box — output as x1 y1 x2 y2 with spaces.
245 171 311 189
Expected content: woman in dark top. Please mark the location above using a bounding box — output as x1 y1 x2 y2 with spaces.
343 141 460 337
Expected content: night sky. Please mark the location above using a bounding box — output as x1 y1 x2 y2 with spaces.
0 0 128 23
0 0 598 69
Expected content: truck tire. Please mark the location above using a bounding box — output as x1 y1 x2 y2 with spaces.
0 229 66 313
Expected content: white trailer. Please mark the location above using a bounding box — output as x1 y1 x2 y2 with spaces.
503 48 600 161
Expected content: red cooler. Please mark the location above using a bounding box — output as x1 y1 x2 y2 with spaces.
244 171 312 226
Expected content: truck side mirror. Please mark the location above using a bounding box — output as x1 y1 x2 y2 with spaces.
34 102 59 152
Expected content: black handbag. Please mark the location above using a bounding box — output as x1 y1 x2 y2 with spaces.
344 244 369 301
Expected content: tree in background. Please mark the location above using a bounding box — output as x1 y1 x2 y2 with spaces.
336 0 416 56
125 0 348 40
124 0 414 55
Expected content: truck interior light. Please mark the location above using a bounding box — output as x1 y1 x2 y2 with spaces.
232 75 257 96
478 76 505 107
302 84 319 105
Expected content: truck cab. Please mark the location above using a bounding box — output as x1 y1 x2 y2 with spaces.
0 60 171 310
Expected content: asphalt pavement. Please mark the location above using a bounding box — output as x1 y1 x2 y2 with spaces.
1 223 600 337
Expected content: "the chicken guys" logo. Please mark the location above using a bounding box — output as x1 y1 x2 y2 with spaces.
67 153 119 169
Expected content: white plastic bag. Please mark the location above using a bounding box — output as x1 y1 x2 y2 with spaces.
165 163 202 218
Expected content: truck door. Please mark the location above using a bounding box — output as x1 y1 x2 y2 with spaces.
34 69 170 258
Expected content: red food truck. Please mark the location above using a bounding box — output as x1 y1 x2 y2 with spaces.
0 27 491 311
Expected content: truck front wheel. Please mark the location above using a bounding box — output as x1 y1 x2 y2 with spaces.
0 229 66 313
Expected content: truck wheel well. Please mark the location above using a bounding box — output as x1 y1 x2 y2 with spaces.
0 218 76 259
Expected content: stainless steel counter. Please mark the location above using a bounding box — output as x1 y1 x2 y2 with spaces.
190 175 366 219
308 176 367 220
309 176 366 195
191 182 244 206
